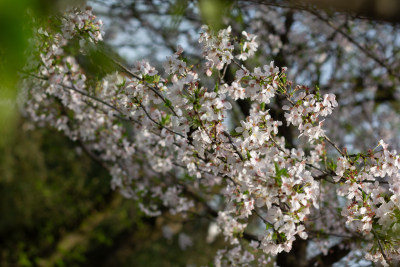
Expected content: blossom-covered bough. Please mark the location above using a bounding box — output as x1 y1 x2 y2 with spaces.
21 7 400 266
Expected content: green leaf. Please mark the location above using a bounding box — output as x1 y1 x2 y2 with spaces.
274 162 289 177
214 81 219 93
260 102 266 111
164 99 172 108
282 75 287 84
247 151 251 160
144 75 154 83
315 85 321 100
143 74 161 84
161 114 171 125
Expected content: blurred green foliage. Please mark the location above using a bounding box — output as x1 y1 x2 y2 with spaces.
0 0 85 146
0 118 222 266
198 0 234 30
0 117 111 266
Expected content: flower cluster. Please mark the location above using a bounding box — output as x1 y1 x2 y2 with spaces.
20 8 400 266
199 25 234 76
61 7 103 42
334 140 400 265
283 91 338 141
237 30 259 61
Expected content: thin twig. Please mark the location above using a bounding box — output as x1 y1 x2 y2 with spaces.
25 72 129 120
371 228 390 265
308 10 399 80
111 58 178 117
223 131 244 161
254 208 273 227
138 102 185 138
324 135 345 156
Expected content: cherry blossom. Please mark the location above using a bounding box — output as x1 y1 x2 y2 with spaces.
19 7 400 266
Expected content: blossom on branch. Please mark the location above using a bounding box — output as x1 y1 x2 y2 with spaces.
20 7 400 266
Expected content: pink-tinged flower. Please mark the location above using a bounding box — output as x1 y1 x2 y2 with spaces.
322 93 338 108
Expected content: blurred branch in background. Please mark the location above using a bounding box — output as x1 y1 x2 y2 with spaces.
243 0 400 23
294 0 400 24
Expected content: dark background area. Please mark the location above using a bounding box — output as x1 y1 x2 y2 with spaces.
0 117 223 266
